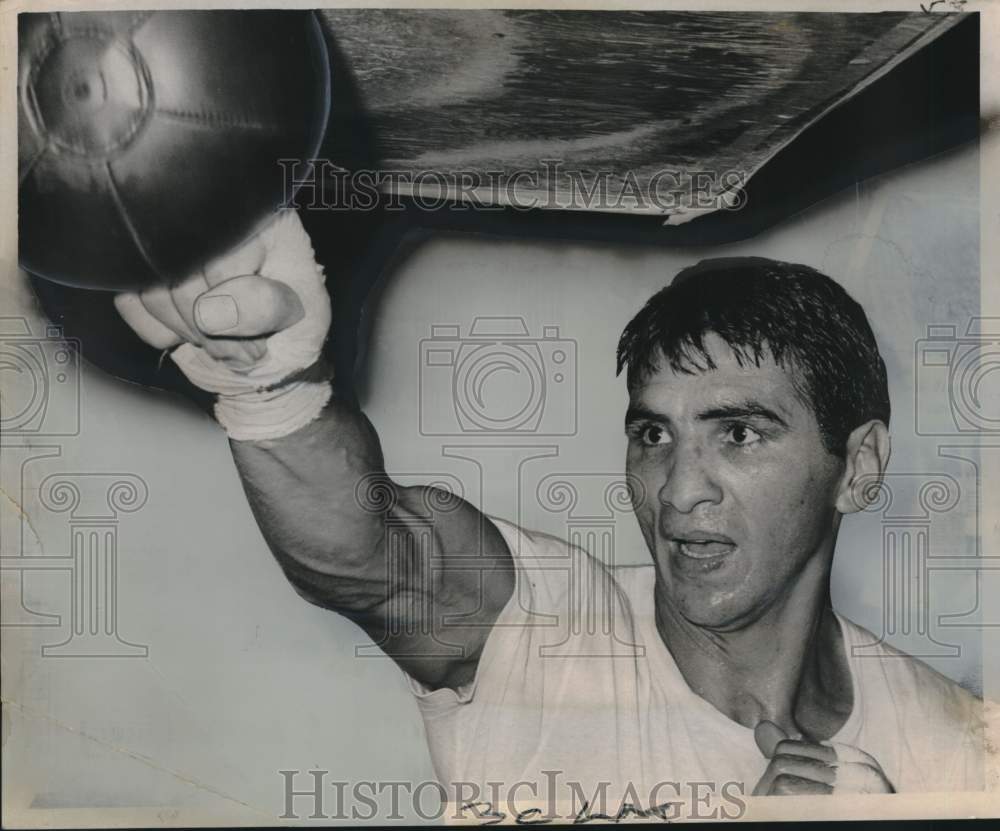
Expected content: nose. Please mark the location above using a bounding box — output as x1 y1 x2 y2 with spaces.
657 441 723 514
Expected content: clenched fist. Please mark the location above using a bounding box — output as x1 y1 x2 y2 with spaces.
753 720 895 796
114 210 332 441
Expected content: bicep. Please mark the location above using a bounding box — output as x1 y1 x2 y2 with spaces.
359 484 514 689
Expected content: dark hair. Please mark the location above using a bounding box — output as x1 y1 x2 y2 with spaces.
616 257 890 456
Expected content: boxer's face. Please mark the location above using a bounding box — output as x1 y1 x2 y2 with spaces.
625 332 846 631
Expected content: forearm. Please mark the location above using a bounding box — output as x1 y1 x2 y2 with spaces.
231 390 393 611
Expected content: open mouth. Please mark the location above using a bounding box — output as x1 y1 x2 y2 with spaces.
676 539 735 559
666 530 737 566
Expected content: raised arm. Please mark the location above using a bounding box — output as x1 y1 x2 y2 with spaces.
115 210 513 690
233 395 514 689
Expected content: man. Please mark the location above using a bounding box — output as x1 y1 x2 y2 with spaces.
113 210 983 808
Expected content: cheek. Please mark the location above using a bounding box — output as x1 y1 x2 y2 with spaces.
733 460 839 549
625 450 662 513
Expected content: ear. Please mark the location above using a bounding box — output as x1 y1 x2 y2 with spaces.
835 420 891 514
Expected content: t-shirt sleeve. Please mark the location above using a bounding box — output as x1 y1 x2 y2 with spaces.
404 515 641 787
405 514 625 707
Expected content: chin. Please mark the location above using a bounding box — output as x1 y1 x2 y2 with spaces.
667 585 763 632
653 545 755 629
675 600 746 630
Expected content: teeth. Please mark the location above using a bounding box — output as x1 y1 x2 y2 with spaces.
679 541 732 559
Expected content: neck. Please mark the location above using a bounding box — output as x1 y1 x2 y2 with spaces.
653 556 852 740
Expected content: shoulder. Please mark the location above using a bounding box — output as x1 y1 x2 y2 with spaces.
487 514 579 556
487 515 611 579
837 615 986 790
839 615 982 734
486 515 636 614
609 563 657 610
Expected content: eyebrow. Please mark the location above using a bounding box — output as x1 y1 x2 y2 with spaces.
625 405 666 426
698 400 790 427
624 400 790 428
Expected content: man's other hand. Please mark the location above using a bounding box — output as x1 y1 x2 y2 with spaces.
753 720 895 795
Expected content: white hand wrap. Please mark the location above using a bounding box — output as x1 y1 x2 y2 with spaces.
207 379 333 442
170 210 333 441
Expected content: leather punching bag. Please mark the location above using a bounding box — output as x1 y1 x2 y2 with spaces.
18 10 330 291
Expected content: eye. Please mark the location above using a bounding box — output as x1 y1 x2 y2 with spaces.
725 423 762 447
640 424 672 446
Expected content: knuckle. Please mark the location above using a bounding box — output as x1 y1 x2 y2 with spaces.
771 754 798 774
771 774 801 794
771 758 790 774
773 740 800 757
262 278 292 308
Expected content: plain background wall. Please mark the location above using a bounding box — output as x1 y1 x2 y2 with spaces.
1 139 984 824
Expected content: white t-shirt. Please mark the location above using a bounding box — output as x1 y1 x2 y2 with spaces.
409 517 984 808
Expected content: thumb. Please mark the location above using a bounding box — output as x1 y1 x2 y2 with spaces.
194 274 305 338
754 720 789 759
